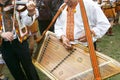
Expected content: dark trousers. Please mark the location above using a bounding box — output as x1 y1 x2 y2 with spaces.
1 39 40 80
94 42 97 50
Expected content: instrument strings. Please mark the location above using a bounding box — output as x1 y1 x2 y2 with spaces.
39 35 97 73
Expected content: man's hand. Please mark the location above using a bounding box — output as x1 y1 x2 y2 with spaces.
26 0 36 16
0 32 14 42
78 30 96 42
61 35 72 49
78 34 87 42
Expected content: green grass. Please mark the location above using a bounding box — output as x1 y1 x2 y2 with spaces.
1 24 120 80
97 25 120 62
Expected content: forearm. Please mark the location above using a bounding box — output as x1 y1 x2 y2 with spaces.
20 9 39 26
21 0 39 26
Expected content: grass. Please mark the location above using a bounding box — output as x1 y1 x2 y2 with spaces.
1 24 120 80
97 25 120 62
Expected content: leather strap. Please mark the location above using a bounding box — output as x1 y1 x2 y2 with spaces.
79 0 101 79
36 3 66 43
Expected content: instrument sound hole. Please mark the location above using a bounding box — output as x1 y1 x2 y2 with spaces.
77 57 83 63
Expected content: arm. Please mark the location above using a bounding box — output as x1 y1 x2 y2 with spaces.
54 7 72 49
20 1 39 26
54 14 65 39
78 2 110 42
92 3 111 39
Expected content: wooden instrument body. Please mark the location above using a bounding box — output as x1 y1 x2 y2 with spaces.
34 31 120 80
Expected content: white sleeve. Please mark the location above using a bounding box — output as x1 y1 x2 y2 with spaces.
92 3 111 39
20 8 39 26
54 14 65 39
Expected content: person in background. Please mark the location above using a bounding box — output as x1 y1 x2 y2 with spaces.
36 0 64 34
0 0 40 80
100 0 116 36
54 0 110 50
114 0 120 25
31 0 64 59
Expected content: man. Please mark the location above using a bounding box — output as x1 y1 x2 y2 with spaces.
54 0 110 49
0 0 40 80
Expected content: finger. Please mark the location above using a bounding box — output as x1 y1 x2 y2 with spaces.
64 41 70 46
64 42 72 49
5 37 12 41
78 35 86 40
66 45 72 49
79 37 87 42
6 35 14 41
63 44 71 50
7 32 14 41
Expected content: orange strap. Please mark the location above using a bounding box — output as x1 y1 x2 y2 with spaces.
66 7 75 41
79 0 101 80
